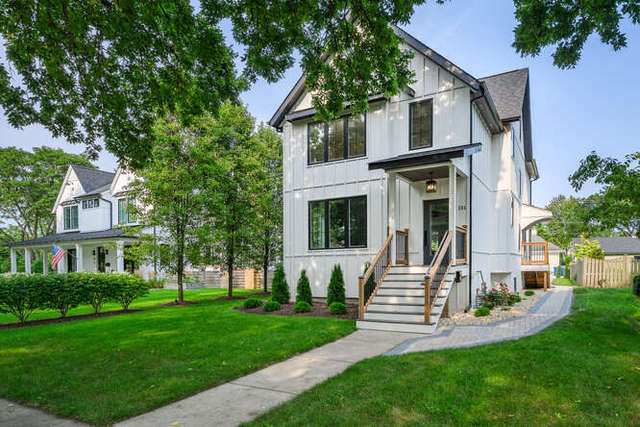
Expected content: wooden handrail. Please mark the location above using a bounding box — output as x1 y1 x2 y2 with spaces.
425 230 453 324
362 233 393 285
358 233 393 320
428 231 453 278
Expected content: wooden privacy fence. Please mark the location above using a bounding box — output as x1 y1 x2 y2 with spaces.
574 256 640 288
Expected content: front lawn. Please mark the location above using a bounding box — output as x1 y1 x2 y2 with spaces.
0 288 355 424
552 277 575 286
251 288 640 425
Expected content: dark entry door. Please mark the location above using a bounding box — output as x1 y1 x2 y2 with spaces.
423 199 449 265
66 248 77 272
97 247 106 272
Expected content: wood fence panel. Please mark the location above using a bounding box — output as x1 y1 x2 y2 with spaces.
575 256 639 288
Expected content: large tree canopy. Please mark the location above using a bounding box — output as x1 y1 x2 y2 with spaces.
513 0 640 68
0 0 426 166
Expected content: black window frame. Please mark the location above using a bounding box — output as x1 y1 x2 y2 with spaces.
308 195 367 250
409 98 434 150
306 113 366 165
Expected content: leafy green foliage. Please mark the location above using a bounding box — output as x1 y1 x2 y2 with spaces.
243 298 263 309
573 236 605 260
271 264 290 304
294 301 311 313
570 151 640 238
263 301 281 312
327 264 346 305
328 302 347 315
513 0 640 68
40 274 82 317
525 290 535 296
633 275 640 297
296 269 313 305
474 306 490 317
0 274 44 323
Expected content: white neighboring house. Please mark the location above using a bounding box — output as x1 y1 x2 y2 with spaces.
270 27 551 333
9 165 153 277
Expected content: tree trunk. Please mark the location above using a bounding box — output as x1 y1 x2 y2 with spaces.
263 241 270 292
177 266 184 303
227 260 233 297
176 221 185 304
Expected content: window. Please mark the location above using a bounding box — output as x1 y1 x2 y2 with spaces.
309 196 367 249
307 114 365 164
82 198 100 209
517 169 522 199
63 205 78 230
118 197 136 224
409 99 433 149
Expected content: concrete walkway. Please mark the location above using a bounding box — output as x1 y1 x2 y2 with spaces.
387 285 573 355
0 398 85 427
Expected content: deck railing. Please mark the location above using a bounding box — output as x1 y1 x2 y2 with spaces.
521 242 548 265
455 225 468 264
358 233 393 320
424 231 453 323
395 228 409 265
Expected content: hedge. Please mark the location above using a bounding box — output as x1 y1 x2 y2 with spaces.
633 274 640 297
0 272 150 323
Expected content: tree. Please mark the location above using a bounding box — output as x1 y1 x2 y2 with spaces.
271 264 290 304
573 236 605 260
0 146 94 241
569 151 640 238
327 264 346 305
534 195 595 255
296 270 313 305
513 0 640 68
0 1 424 165
250 125 283 292
128 115 209 304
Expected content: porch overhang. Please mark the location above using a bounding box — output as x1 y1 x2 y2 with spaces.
368 143 482 172
8 229 136 249
520 204 552 230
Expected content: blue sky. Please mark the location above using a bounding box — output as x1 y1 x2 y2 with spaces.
1 0 639 207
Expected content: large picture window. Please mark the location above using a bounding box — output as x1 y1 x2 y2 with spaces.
307 114 365 164
118 197 136 225
409 99 433 149
309 196 367 249
63 205 78 230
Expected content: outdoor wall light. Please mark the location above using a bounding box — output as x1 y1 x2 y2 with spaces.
425 173 437 193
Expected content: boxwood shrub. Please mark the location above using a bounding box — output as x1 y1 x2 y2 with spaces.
0 272 150 323
328 301 347 315
475 306 490 317
524 290 535 296
263 301 281 312
243 298 263 309
294 301 311 313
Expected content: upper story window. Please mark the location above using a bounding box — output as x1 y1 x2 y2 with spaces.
307 114 366 165
82 198 100 209
118 197 136 225
409 98 433 150
309 196 367 249
63 205 78 230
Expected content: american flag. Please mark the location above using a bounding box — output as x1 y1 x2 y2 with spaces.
51 245 65 270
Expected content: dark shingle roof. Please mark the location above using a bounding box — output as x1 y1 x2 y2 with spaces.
571 237 640 255
70 165 115 194
8 229 136 247
480 68 529 122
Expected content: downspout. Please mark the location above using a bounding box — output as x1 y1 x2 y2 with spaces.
466 93 483 311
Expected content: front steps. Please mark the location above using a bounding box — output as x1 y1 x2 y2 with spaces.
356 265 455 334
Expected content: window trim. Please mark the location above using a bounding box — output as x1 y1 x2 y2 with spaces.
118 197 136 225
408 98 434 151
308 195 367 250
306 113 367 165
81 198 100 209
63 205 79 230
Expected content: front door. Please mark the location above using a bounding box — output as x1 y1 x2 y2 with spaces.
423 199 449 265
66 248 77 272
97 247 106 272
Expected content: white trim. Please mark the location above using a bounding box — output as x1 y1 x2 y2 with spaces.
51 166 74 214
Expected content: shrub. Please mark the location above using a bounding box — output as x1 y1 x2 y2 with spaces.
244 298 263 309
296 269 313 305
0 274 44 323
327 264 345 305
263 301 280 312
508 294 521 305
480 282 513 308
112 274 150 310
41 274 82 317
70 273 115 314
271 264 290 304
328 301 347 315
633 275 640 297
564 266 571 280
474 306 490 317
525 290 535 296
294 301 311 313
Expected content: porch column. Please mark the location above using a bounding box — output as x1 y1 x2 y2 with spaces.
116 241 125 272
75 243 84 272
449 165 457 265
24 248 32 274
42 249 48 274
10 248 17 273
387 172 397 262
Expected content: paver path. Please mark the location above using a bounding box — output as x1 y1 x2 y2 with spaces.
387 285 573 355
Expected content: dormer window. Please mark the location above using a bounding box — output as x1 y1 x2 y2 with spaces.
118 197 136 224
63 206 78 230
82 198 100 209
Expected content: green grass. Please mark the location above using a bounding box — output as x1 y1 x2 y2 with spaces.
0 288 355 424
552 277 576 286
250 288 640 426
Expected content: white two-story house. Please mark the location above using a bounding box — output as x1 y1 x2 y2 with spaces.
270 27 551 333
9 165 149 276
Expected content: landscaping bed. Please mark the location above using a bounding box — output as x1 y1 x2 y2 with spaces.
236 301 358 320
0 309 142 330
440 288 546 326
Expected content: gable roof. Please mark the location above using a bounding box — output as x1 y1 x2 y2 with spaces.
480 68 528 122
70 165 115 194
571 237 640 255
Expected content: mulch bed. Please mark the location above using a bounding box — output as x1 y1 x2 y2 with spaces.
0 309 143 330
160 300 201 306
235 301 358 320
214 295 247 301
247 291 271 297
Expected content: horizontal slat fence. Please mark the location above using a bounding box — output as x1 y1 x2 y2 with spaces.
575 256 640 288
155 268 273 290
